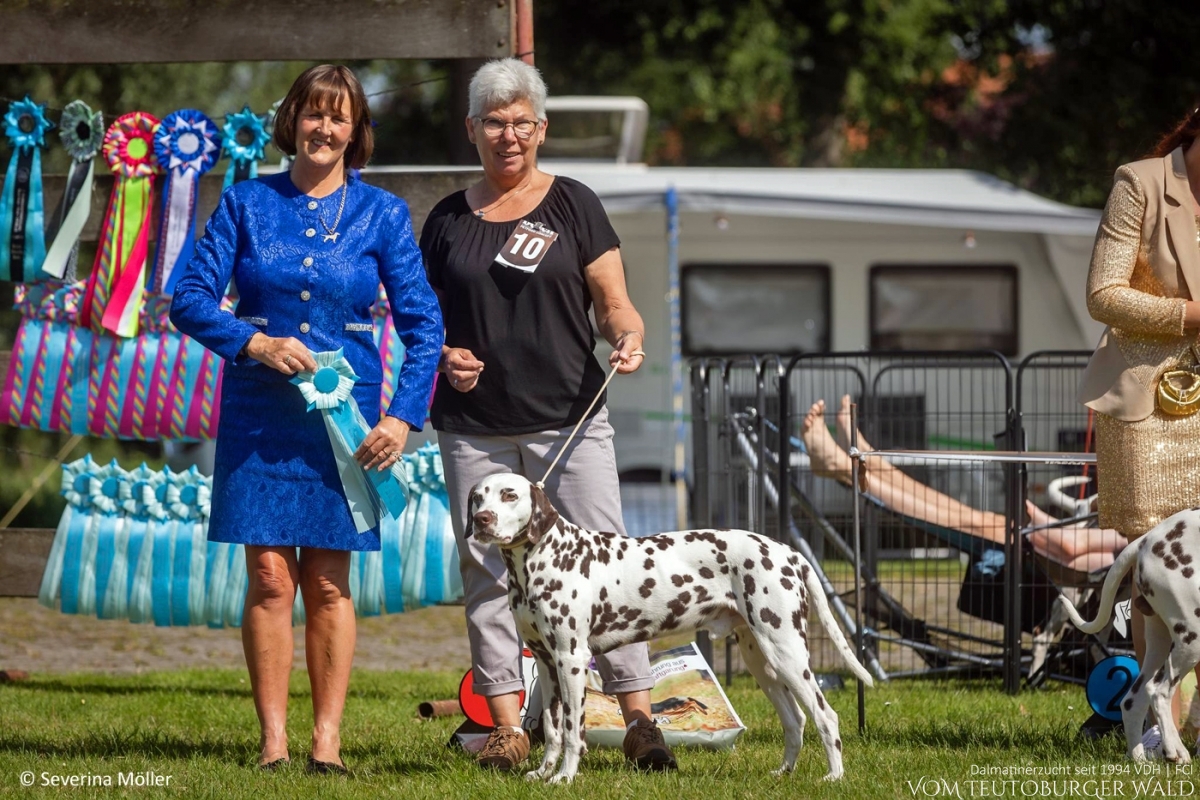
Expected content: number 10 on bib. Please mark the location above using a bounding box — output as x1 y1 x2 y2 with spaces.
495 220 559 273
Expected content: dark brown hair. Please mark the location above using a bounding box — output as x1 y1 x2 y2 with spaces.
1148 105 1200 159
273 64 374 169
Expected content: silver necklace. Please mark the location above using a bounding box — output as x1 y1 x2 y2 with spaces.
318 179 349 243
474 179 532 219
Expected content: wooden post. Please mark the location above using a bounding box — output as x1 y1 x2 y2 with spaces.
0 0 514 64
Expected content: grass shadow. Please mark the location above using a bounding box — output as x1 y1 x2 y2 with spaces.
10 680 391 700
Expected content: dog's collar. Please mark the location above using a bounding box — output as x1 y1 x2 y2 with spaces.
495 526 533 550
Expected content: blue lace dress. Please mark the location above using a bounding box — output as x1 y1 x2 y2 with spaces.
170 172 443 551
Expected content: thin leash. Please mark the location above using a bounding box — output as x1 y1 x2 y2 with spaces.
536 349 645 490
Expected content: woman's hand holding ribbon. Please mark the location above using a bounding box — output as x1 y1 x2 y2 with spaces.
355 415 409 472
245 332 317 375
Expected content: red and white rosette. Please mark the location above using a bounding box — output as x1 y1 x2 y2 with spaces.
79 111 161 337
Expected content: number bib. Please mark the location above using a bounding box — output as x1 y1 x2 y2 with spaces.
495 220 559 273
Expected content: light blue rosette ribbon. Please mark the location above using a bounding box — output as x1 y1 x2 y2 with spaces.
161 466 209 626
85 460 129 620
291 350 409 534
121 463 163 624
221 105 270 189
0 96 53 282
41 100 102 281
150 109 221 294
38 455 98 612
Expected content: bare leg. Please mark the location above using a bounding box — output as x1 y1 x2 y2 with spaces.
802 400 1008 543
616 690 653 724
242 546 300 766
1024 500 1126 571
486 692 524 728
298 547 355 768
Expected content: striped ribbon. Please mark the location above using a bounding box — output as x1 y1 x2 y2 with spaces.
79 112 160 336
42 101 103 282
150 110 220 295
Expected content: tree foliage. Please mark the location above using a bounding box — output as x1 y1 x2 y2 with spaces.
536 0 1200 208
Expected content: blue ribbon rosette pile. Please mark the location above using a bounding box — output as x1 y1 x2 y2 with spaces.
38 445 462 626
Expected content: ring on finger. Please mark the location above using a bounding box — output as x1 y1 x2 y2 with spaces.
284 355 294 365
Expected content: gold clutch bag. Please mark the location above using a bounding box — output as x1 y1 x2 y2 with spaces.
1159 347 1200 416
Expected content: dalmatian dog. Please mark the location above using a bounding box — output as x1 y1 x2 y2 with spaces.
1056 508 1200 763
467 473 874 784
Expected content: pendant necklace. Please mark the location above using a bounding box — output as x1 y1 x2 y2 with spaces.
319 178 349 243
474 178 532 219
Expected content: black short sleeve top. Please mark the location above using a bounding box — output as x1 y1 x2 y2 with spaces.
420 176 621 435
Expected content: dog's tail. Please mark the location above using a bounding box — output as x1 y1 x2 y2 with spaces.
1055 539 1139 634
802 561 874 687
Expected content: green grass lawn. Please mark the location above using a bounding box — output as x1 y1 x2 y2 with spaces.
0 669 1181 799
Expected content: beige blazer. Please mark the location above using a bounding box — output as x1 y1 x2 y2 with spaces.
1078 147 1200 421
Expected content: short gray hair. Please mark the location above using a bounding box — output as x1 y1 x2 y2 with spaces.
467 58 548 120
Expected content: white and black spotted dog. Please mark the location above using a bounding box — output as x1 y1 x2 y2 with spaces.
467 473 874 784
1057 508 1200 763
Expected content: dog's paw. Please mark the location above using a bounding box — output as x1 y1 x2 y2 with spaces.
547 772 576 785
821 769 845 782
1166 747 1192 766
524 770 546 782
771 763 795 777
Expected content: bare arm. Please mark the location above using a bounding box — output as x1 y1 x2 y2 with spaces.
585 247 645 374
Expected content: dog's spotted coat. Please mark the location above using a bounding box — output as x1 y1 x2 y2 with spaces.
1058 508 1200 763
467 473 873 784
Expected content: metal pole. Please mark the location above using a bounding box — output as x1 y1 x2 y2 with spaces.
850 403 866 734
666 186 686 532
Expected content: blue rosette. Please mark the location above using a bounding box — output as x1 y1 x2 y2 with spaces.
38 455 98 612
291 350 409 534
77 459 125 618
120 463 164 624
150 109 221 295
221 105 270 189
0 96 53 282
159 466 209 626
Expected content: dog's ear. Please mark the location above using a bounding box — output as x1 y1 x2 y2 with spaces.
464 489 478 539
527 484 560 545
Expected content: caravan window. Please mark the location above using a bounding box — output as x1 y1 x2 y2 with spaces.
681 264 830 355
869 265 1018 354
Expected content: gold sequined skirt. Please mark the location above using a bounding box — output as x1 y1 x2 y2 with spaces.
1095 409 1200 538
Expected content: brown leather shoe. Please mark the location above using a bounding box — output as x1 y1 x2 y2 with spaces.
623 719 678 771
476 726 530 771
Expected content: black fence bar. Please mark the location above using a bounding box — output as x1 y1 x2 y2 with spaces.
690 350 1115 692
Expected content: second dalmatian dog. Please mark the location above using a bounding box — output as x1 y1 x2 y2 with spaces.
1056 508 1200 763
467 473 874 784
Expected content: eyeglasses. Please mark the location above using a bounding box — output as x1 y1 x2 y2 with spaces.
477 117 540 139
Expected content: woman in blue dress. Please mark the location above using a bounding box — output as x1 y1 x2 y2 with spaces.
170 65 443 773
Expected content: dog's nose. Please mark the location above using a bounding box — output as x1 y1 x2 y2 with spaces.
473 510 496 529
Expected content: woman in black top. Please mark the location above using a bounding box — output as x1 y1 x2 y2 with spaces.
420 58 676 773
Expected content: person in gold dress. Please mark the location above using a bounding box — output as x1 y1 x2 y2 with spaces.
1079 106 1200 746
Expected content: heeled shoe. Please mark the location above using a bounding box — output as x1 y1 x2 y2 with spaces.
306 756 348 776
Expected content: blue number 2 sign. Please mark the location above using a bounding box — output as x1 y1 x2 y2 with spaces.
1087 655 1140 721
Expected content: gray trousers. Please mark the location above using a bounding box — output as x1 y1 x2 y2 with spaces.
439 406 654 696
